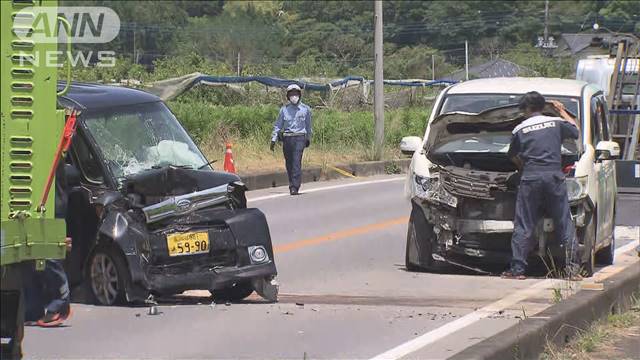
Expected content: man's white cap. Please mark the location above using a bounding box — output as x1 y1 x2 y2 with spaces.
286 84 302 92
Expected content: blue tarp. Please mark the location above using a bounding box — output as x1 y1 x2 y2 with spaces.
195 75 456 91
148 72 457 101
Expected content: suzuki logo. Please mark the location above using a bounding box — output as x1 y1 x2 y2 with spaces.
176 199 192 211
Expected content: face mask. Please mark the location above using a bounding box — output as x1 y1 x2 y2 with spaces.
289 95 300 105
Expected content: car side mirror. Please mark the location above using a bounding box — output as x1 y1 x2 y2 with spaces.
64 163 81 187
400 136 423 155
595 141 620 161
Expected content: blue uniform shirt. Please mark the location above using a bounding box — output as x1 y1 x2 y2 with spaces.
508 114 579 173
271 102 312 142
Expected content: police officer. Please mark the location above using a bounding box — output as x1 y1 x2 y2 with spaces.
270 84 312 195
503 91 580 280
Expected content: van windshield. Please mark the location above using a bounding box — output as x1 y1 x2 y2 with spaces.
432 133 578 155
441 94 580 117
83 102 208 182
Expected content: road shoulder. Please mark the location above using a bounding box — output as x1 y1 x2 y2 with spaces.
449 251 640 360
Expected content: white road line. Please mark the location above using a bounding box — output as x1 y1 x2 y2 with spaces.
369 238 639 360
248 176 405 203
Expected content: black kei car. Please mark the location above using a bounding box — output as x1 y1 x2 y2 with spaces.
58 83 278 305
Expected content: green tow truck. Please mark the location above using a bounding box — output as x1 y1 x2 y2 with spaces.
1 0 71 357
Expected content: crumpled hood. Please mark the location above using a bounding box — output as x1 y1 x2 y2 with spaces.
124 166 241 197
425 104 565 156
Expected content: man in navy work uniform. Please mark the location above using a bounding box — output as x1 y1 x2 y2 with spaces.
271 84 312 195
503 91 580 280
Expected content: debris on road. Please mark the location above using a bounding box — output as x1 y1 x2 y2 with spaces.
148 306 160 316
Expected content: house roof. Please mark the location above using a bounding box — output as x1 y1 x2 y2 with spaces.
559 33 636 55
443 58 534 81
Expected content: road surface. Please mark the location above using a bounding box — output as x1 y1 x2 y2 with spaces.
24 175 639 359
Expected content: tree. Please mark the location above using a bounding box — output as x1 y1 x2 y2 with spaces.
173 5 285 74
502 43 573 78
598 0 640 33
384 46 457 79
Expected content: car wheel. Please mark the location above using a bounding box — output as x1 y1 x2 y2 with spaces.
405 205 446 272
579 211 597 278
87 244 130 306
595 210 615 266
210 282 254 302
405 218 423 271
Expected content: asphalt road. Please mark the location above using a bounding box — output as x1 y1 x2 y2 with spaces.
24 175 640 359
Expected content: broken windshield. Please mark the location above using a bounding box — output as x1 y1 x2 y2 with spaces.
83 102 208 183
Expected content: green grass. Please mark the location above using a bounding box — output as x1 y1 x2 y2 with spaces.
541 294 640 360
574 325 609 353
167 100 429 173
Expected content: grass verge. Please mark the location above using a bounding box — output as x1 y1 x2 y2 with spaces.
168 101 428 173
541 294 640 360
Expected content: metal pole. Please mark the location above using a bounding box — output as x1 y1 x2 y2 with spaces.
544 0 549 43
465 40 469 81
133 27 136 64
237 52 241 76
432 54 435 80
373 0 384 160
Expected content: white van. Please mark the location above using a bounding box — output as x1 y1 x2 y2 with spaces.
400 77 620 276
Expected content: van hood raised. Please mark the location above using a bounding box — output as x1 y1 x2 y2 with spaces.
424 104 565 156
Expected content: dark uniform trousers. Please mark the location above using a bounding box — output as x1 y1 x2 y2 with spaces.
282 135 306 192
23 260 70 321
511 171 578 273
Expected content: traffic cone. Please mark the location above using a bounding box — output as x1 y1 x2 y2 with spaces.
223 142 236 173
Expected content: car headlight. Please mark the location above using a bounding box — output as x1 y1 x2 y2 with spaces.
414 174 458 207
414 175 432 196
566 175 588 201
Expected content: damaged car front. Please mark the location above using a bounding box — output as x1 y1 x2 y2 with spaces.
405 104 593 273
66 97 277 305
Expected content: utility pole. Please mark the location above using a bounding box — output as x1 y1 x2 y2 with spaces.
133 27 136 64
237 52 241 76
465 40 469 81
543 0 549 44
431 54 435 80
373 0 384 160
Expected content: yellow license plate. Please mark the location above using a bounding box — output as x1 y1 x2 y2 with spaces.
167 232 209 257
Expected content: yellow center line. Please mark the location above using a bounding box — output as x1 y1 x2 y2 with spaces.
274 216 410 254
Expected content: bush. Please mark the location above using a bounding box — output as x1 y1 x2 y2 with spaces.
167 99 429 151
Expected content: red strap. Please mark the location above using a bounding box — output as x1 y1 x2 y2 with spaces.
38 111 78 212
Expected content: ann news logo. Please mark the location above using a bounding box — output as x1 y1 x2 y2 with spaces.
12 6 120 68
14 6 120 43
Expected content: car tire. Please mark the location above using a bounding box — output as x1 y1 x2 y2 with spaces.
405 218 423 272
87 244 130 306
210 282 254 302
579 211 597 278
405 205 446 272
595 209 615 266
